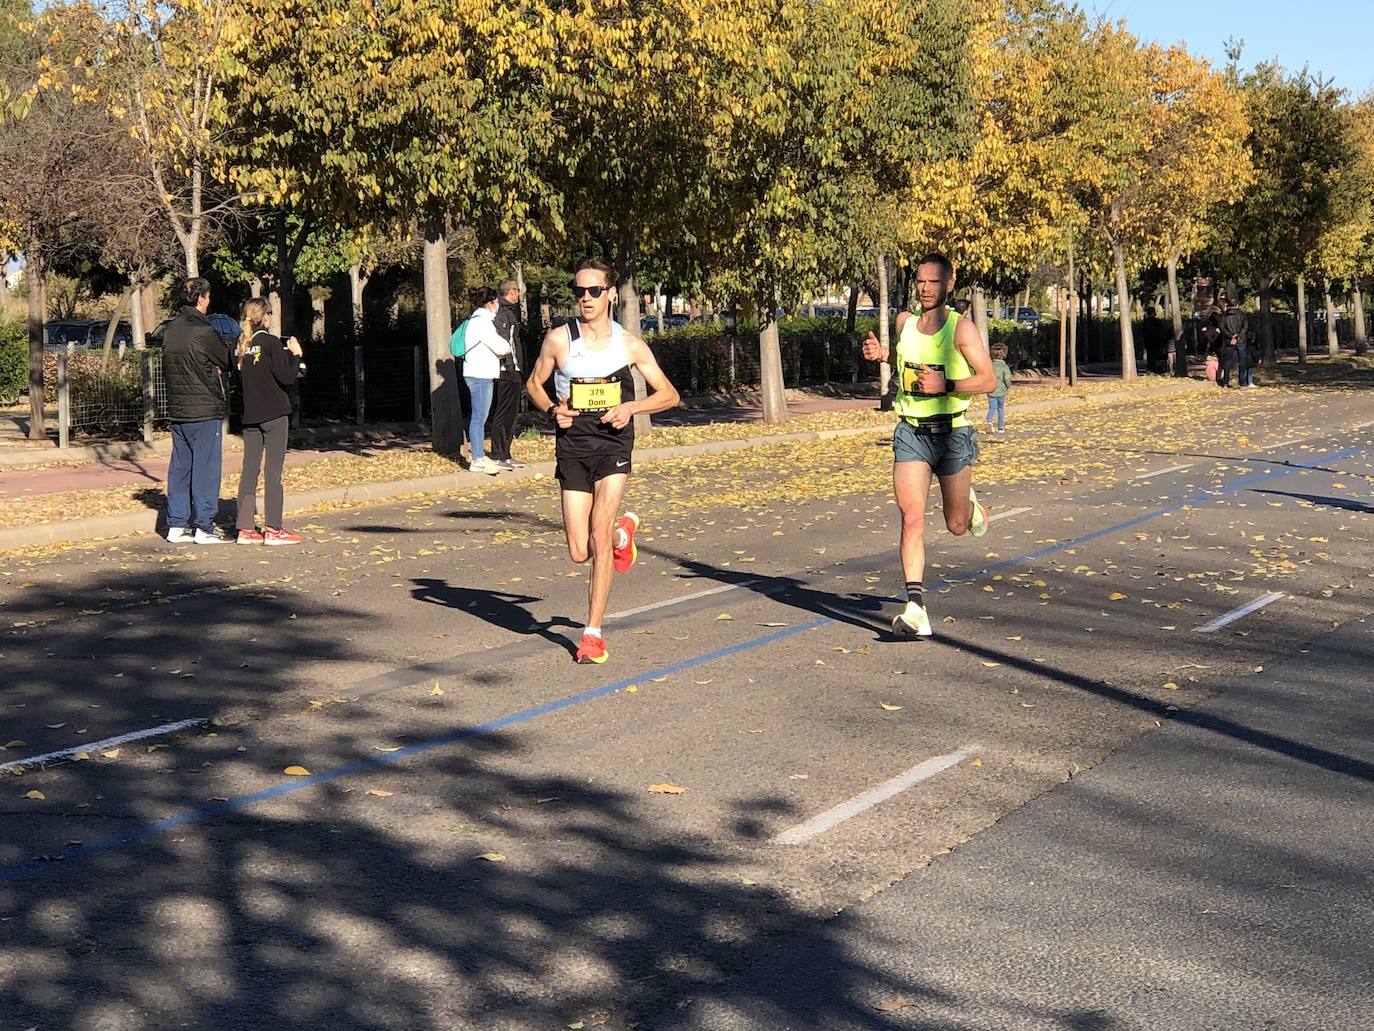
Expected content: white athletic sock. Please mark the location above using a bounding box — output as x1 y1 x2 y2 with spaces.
584 626 603 638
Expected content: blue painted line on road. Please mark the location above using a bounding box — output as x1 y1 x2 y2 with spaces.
3 438 1367 885
0 619 827 884
939 442 1368 587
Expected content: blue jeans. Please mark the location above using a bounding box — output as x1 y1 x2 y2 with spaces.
166 418 223 531
987 395 1006 430
464 376 495 461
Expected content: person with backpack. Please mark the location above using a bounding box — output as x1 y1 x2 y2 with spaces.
234 297 304 545
452 286 511 474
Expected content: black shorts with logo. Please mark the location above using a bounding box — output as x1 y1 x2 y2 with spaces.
555 449 632 493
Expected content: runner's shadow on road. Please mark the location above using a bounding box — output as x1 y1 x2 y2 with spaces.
1249 488 1374 515
667 556 895 639
409 577 579 657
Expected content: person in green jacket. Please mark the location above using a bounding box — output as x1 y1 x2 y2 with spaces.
987 343 1012 433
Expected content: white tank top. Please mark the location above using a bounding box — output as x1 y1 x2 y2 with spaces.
554 320 631 400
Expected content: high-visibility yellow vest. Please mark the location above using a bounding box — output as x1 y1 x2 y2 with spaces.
892 309 972 428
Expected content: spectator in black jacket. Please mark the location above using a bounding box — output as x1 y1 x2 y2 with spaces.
234 297 304 545
487 278 526 469
1220 295 1250 388
163 278 231 543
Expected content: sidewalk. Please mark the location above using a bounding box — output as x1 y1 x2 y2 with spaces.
0 377 1207 552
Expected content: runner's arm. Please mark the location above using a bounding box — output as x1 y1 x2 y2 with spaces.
860 311 911 363
525 328 576 428
599 336 681 429
946 318 997 395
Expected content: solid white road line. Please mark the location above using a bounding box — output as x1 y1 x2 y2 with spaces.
1192 592 1286 633
0 717 208 774
607 581 756 620
988 506 1032 522
772 749 975 846
1132 463 1195 481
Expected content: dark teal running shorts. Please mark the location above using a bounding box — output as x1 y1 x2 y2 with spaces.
893 422 979 476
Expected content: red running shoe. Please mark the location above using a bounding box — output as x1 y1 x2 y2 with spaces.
575 633 607 664
236 527 264 545
263 527 303 546
613 512 639 574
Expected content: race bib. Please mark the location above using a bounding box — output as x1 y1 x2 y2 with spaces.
902 362 944 396
570 377 621 411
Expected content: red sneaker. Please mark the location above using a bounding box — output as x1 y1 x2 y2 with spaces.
612 512 639 574
263 527 303 546
575 633 607 664
236 527 264 545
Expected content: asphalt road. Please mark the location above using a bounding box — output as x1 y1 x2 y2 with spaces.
1 393 1371 1030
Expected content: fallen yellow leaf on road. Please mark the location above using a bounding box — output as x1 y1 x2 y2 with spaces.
981 661 1001 668
24 790 45 800
876 995 919 1012
367 788 395 797
1108 592 1127 601
648 783 685 794
1163 682 1179 690
283 765 311 776
880 702 903 711
715 613 733 621
476 852 506 862
969 757 984 767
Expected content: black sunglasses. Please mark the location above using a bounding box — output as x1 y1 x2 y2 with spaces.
571 284 610 299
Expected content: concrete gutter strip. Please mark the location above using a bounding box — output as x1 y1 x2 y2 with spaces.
0 380 1207 552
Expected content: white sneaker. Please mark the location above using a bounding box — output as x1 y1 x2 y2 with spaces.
194 527 229 544
166 527 194 544
892 601 933 638
969 488 989 538
470 457 500 475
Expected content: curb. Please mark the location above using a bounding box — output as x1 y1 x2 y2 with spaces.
0 422 428 470
0 379 1207 552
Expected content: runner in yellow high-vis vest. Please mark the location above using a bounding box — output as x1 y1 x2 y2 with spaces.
862 253 997 638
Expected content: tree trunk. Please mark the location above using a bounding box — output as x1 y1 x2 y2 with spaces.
876 255 891 398
616 258 651 436
1110 239 1137 379
131 279 147 349
1165 252 1187 377
347 263 367 327
1323 277 1339 357
1296 275 1308 364
268 289 282 336
0 260 8 312
311 293 326 343
1352 284 1368 355
422 208 461 454
179 233 200 279
970 283 989 348
845 283 859 335
758 299 786 424
655 280 665 334
101 287 133 371
1066 237 1077 386
1057 286 1067 387
26 255 46 440
274 211 297 339
1258 280 1275 367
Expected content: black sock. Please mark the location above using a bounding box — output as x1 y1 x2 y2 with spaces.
905 581 924 606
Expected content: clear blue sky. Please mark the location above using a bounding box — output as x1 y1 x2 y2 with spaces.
1086 0 1373 99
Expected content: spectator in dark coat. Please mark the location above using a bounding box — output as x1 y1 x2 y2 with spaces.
487 278 526 469
162 277 231 543
1220 295 1250 388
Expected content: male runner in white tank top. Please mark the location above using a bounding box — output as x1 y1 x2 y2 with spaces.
526 258 681 664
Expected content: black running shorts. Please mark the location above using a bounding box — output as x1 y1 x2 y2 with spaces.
555 451 632 493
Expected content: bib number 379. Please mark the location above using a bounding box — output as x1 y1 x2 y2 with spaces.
570 378 621 411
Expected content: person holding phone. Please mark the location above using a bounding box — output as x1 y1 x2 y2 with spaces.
234 298 303 545
524 258 680 664
861 253 996 638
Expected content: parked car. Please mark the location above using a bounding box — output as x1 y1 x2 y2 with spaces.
43 320 132 351
1012 306 1040 326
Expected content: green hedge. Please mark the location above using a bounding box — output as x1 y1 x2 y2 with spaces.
0 318 26 405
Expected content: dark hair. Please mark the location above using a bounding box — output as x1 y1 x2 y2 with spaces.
917 253 954 278
468 285 498 309
574 257 616 287
181 277 211 306
990 342 1008 359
